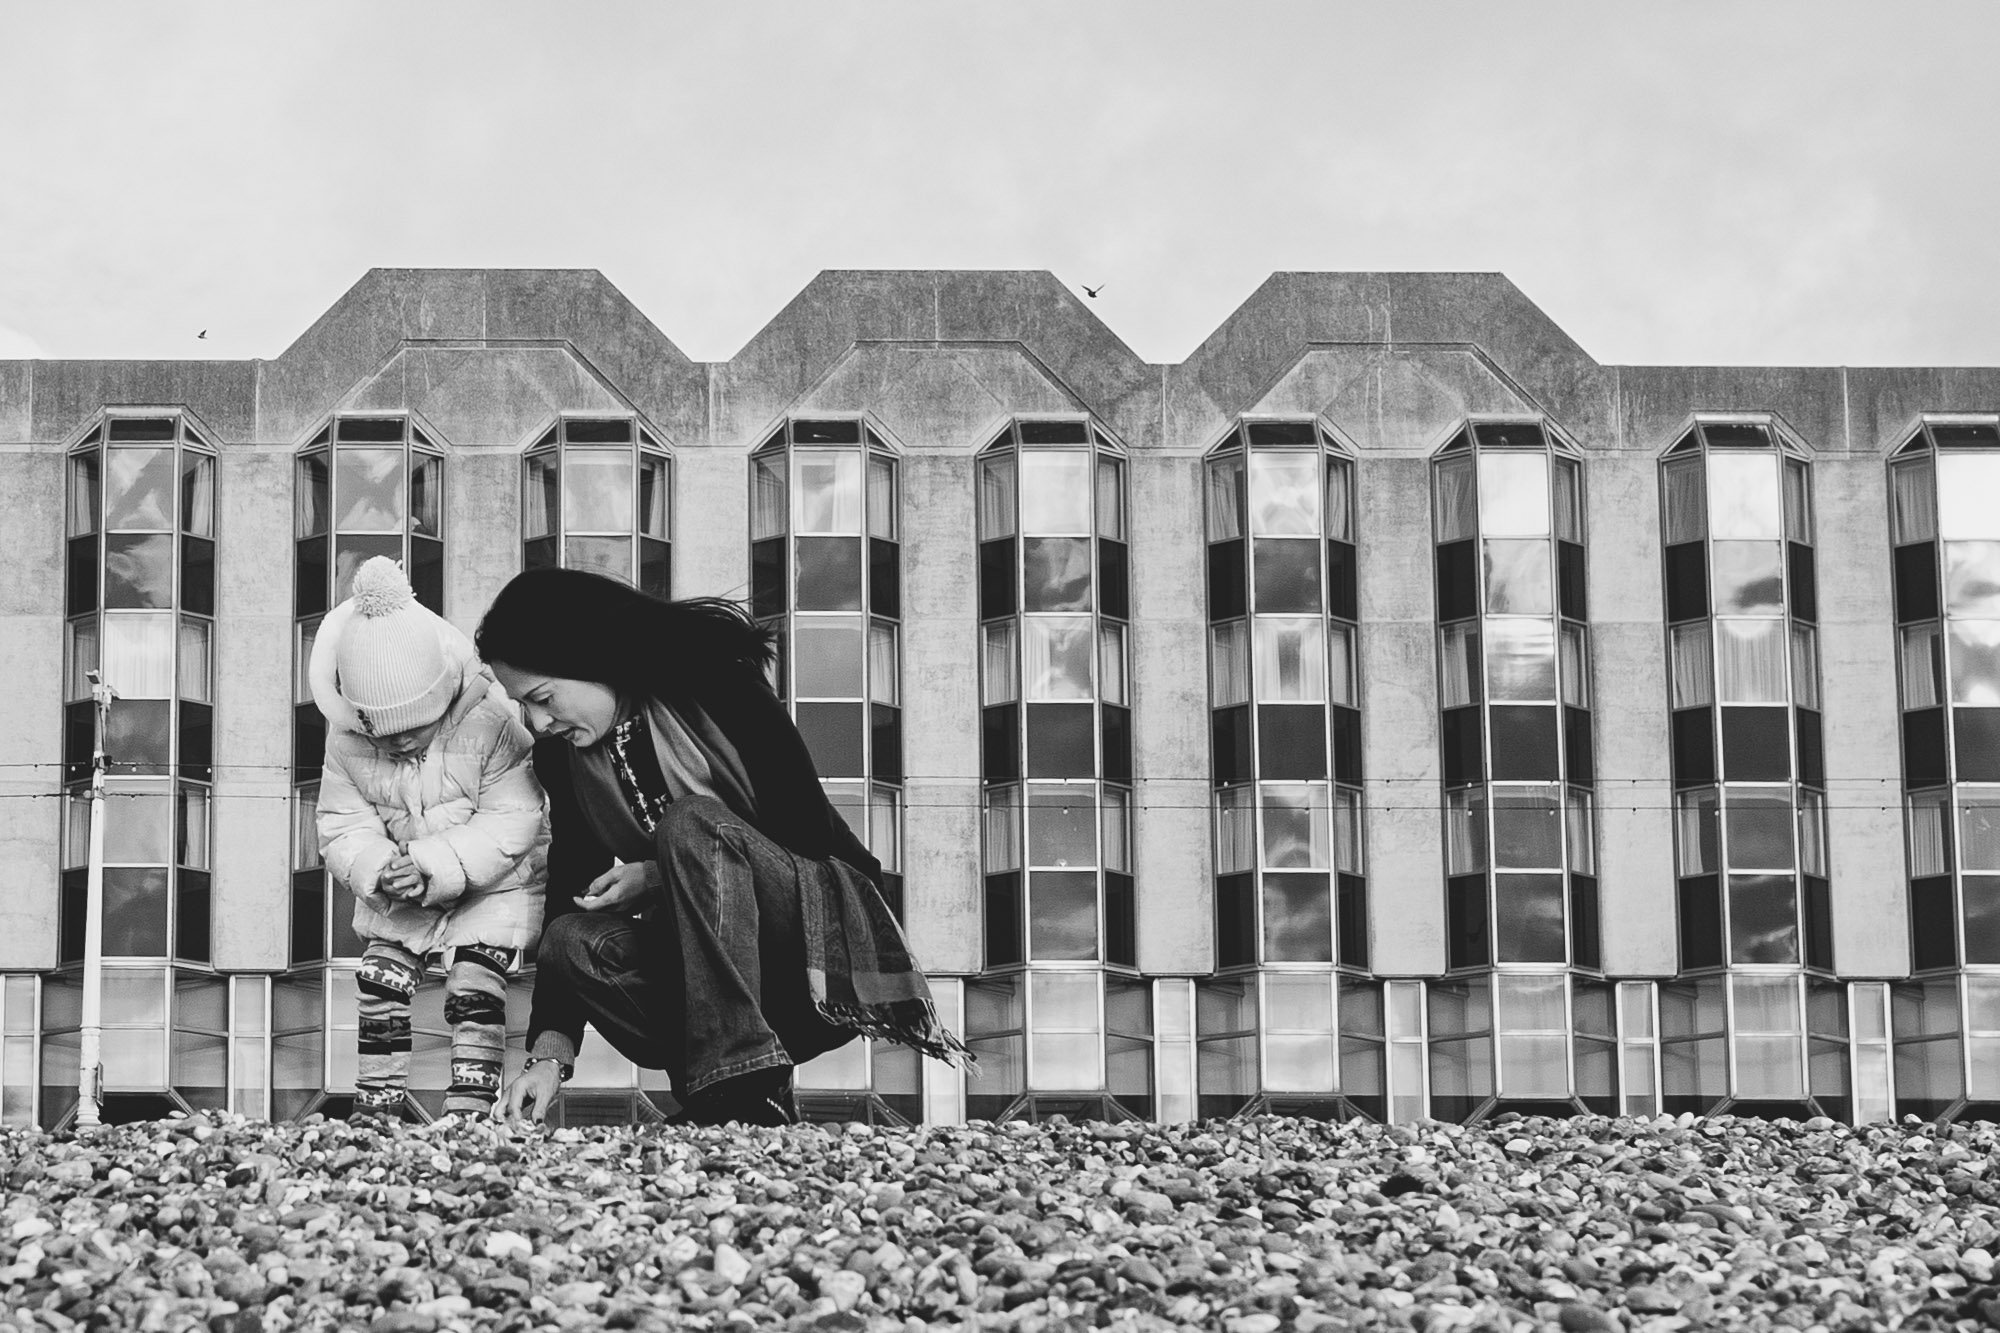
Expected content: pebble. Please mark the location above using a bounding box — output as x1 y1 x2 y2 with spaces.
0 1111 1997 1331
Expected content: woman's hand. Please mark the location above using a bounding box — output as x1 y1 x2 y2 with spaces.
577 862 652 913
498 1062 563 1123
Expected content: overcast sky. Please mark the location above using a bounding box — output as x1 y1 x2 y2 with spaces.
2 2 1998 369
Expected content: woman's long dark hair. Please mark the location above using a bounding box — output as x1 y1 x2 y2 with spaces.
476 567 774 704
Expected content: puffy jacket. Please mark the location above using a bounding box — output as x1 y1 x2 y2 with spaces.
314 631 549 957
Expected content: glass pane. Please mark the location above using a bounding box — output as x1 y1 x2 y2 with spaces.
1029 871 1098 962
1950 621 2000 705
1444 787 1487 874
563 448 631 533
1022 537 1093 612
1478 452 1550 537
1677 788 1719 875
103 534 175 609
333 535 402 603
1095 457 1124 541
103 780 173 864
1023 617 1093 700
1434 457 1476 542
1098 623 1127 707
1328 623 1357 708
1708 453 1782 540
180 453 214 538
177 621 210 703
1261 784 1330 869
1908 790 1951 878
1946 543 2000 617
794 617 865 698
1206 454 1246 541
565 535 631 583
409 454 441 539
795 451 863 534
1938 454 2000 541
1497 974 1567 1031
869 785 901 872
984 787 1021 873
1263 874 1332 963
1485 619 1557 701
177 784 210 869
1215 786 1255 874
1325 458 1353 542
750 452 787 540
977 454 1017 539
1100 788 1130 874
1028 785 1097 868
1661 457 1705 544
1265 973 1332 1031
1552 458 1581 543
1797 789 1827 877
1961 793 2000 872
294 453 330 539
66 618 99 702
69 451 101 536
105 448 175 530
1249 452 1321 536
1790 626 1820 710
1567 788 1596 875
1031 972 1098 1031
794 536 862 612
1491 785 1563 869
1717 619 1788 703
1891 456 1937 545
1484 540 1552 615
1439 622 1480 708
334 448 403 532
1559 623 1589 707
1711 541 1786 616
1030 1033 1100 1089
868 622 899 705
1726 789 1796 869
1782 460 1811 545
1020 452 1092 534
1728 873 1800 964
1254 618 1326 703
1252 538 1321 613
1494 875 1566 963
102 613 176 698
1902 623 1944 709
982 621 1018 705
1332 788 1362 874
523 452 558 540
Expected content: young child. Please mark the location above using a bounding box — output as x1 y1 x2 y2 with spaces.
312 556 549 1119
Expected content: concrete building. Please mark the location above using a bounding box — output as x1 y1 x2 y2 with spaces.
1 268 1995 1127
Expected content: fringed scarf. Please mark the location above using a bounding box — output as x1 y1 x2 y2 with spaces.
802 854 978 1072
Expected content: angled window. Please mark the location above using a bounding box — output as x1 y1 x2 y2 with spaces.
522 416 671 596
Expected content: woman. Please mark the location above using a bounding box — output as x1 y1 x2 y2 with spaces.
476 567 969 1126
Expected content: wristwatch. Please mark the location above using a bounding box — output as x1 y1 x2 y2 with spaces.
522 1056 574 1083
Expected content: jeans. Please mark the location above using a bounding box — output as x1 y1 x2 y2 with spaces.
536 796 855 1097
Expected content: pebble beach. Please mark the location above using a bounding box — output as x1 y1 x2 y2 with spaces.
2 1111 1997 1332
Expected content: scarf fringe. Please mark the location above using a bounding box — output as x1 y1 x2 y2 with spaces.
816 996 980 1075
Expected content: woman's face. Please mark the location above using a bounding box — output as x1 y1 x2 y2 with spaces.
491 662 623 748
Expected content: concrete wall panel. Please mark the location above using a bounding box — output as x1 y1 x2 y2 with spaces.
0 448 65 968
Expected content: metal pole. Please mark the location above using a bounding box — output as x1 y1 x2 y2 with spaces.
76 670 113 1130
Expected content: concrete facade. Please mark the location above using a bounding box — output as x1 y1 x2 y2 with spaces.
2 267 1995 1127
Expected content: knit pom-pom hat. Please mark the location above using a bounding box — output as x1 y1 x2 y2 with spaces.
319 557 458 737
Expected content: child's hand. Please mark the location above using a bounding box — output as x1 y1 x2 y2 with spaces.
379 853 425 901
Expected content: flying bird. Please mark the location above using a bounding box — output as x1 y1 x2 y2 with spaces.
197 330 207 339
1081 284 1103 299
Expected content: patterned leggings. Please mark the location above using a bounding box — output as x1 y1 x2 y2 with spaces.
355 940 513 1116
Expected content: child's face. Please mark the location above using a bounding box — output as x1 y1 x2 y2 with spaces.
364 718 444 761
491 662 621 748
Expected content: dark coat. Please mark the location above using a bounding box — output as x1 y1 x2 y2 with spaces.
525 668 884 1051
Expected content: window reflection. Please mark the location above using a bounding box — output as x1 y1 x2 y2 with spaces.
1023 618 1093 699
1248 453 1321 536
1945 543 2000 617
795 451 863 534
1710 541 1786 615
1253 618 1327 703
103 535 176 609
1951 621 2000 704
1725 789 1796 869
1938 454 2000 541
793 618 866 698
1484 619 1557 700
1028 786 1097 867
1019 453 1092 533
563 448 633 532
1022 537 1093 612
104 449 176 530
1476 452 1550 538
1707 453 1782 540
1483 540 1552 615
1261 785 1330 869
333 449 403 531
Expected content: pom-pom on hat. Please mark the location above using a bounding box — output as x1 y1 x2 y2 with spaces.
327 557 457 737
